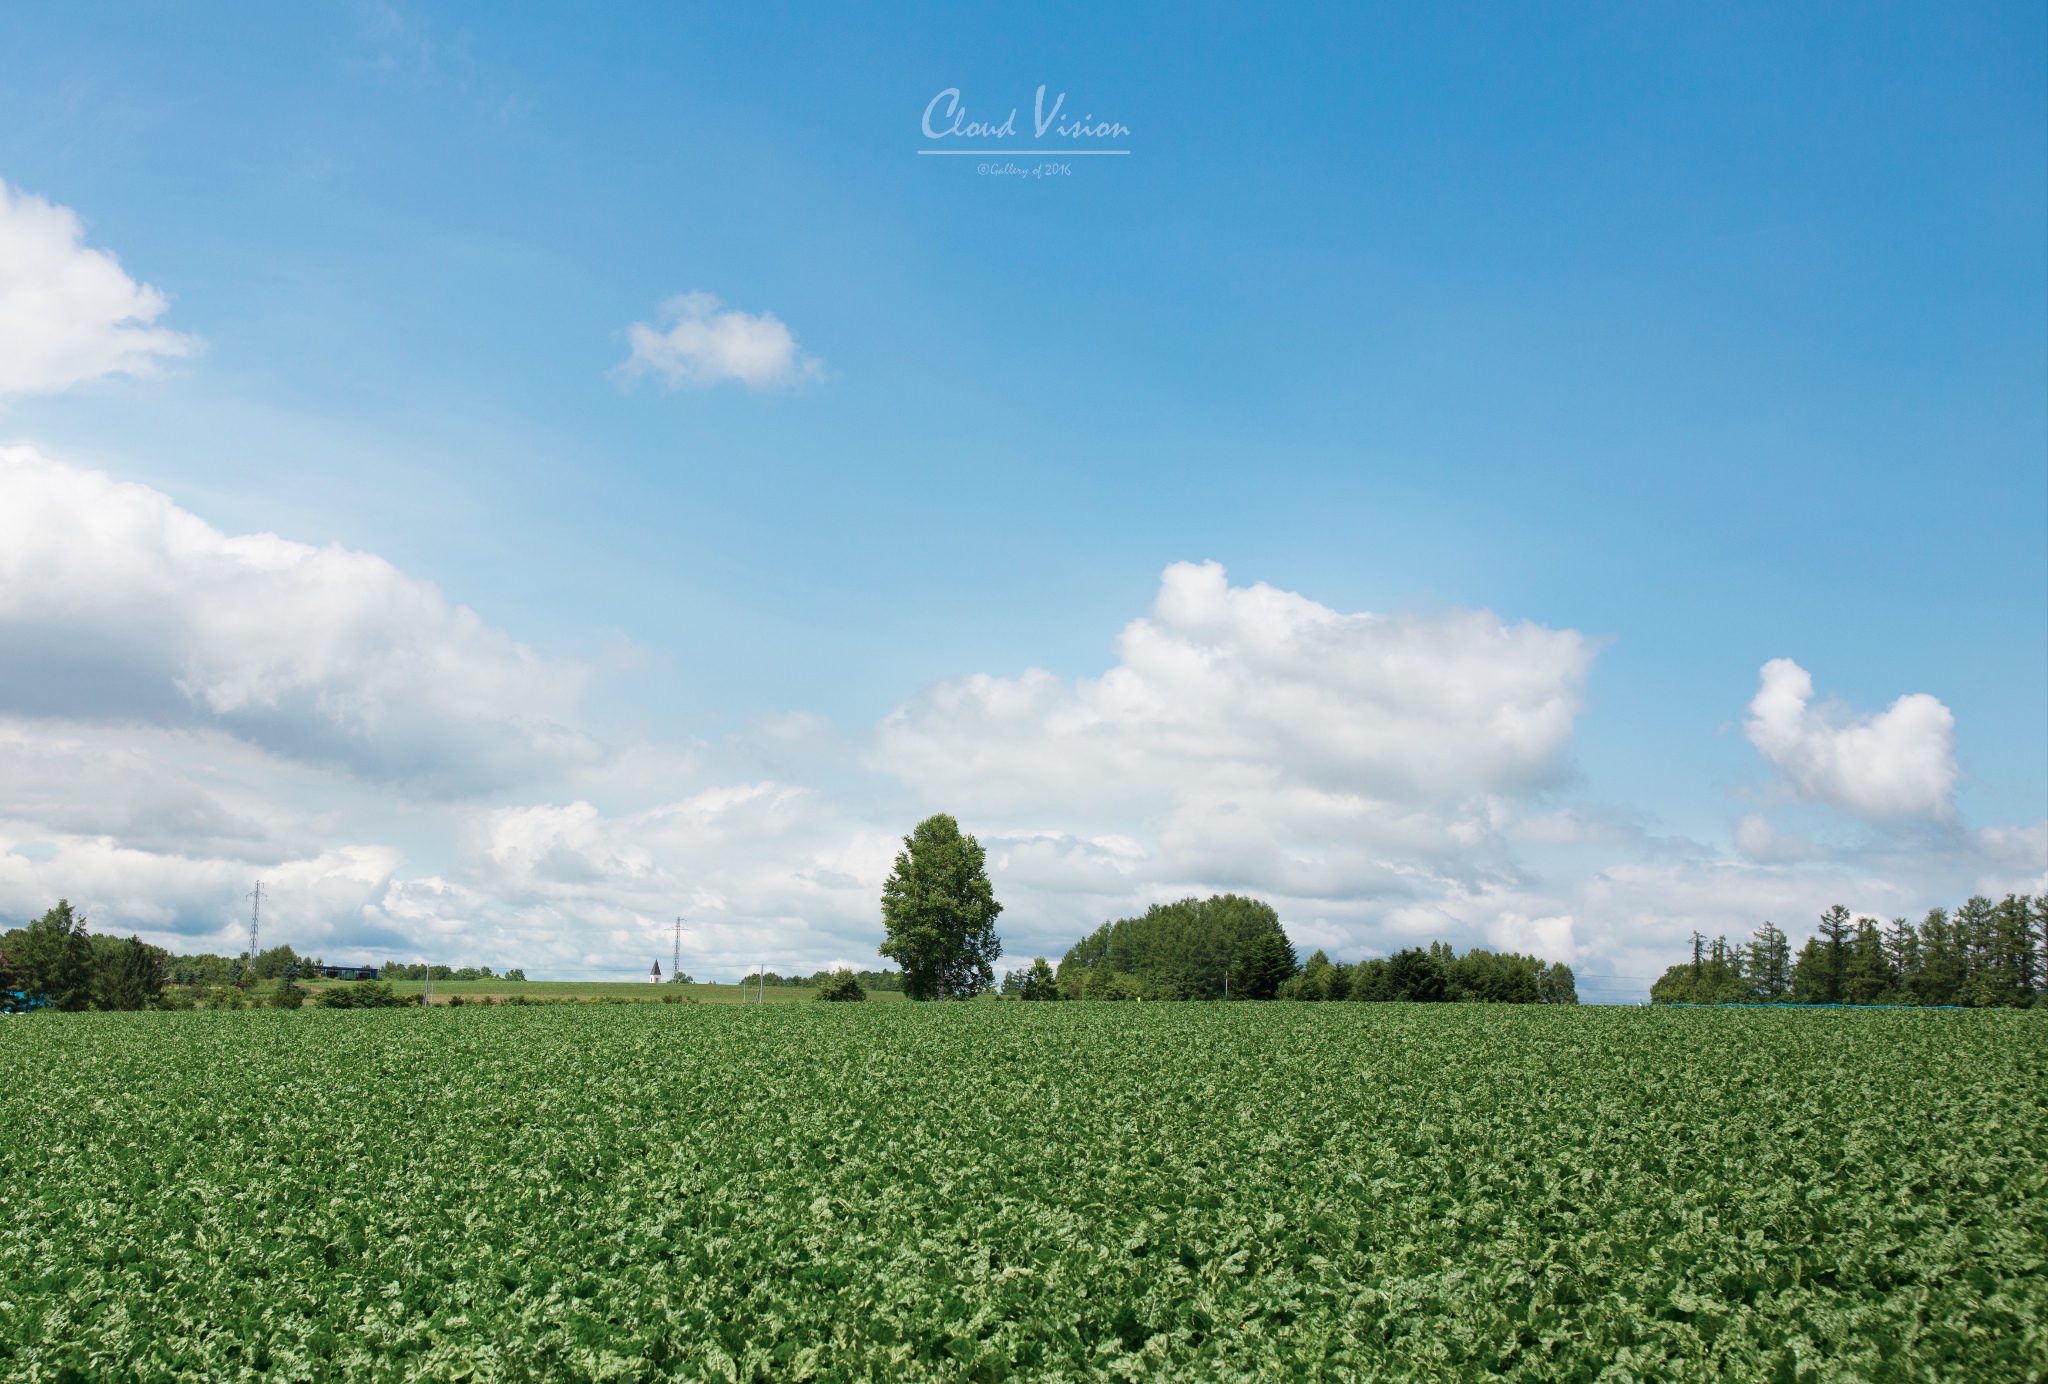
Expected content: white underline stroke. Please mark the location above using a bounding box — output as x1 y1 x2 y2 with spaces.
917 149 1132 156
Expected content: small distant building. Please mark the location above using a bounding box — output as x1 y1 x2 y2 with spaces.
317 964 379 981
650 961 662 983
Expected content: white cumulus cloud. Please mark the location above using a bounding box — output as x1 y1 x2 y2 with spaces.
1744 658 1957 820
0 179 197 396
621 292 820 390
878 560 1593 834
862 562 1601 958
0 447 594 790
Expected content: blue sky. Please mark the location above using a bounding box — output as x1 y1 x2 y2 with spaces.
0 2 2042 995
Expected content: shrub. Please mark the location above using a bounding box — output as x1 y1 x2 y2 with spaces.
317 981 413 1009
814 970 866 1002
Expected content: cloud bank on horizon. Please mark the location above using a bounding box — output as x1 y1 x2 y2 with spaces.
1 442 2038 989
0 179 2038 990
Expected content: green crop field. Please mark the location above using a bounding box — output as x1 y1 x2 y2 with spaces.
1 1005 2040 1381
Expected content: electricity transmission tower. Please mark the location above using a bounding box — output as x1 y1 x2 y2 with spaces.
673 916 685 982
247 881 264 975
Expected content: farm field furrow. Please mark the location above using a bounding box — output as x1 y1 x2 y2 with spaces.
1 1004 2041 1382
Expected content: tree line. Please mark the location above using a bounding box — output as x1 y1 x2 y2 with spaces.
0 902 164 1012
873 814 1579 1004
1048 894 1300 999
164 945 529 987
1650 896 2045 1006
755 968 904 992
0 905 539 1012
1001 895 1575 1004
1282 943 1578 1004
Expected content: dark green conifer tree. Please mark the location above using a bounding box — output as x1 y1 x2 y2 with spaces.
1984 895 2039 1007
1949 896 1997 1005
1881 917 1920 1001
1748 922 1791 1002
1385 947 1447 1002
1914 908 1965 1005
1841 918 1893 1005
1818 905 1854 1002
92 936 166 1011
1231 929 1298 1000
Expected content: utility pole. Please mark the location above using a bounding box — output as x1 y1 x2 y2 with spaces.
247 881 263 976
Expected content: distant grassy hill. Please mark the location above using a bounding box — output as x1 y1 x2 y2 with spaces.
311 977 906 1005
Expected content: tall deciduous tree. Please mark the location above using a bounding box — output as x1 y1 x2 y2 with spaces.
879 814 1003 1000
1536 962 1579 1004
12 901 95 1011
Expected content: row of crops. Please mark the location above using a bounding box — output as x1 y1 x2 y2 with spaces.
2 1003 2041 1380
